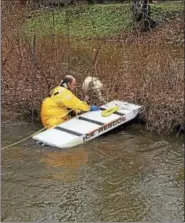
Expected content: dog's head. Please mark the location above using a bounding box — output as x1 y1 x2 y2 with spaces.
82 76 105 103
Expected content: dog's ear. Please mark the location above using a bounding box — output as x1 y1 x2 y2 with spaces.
82 76 92 93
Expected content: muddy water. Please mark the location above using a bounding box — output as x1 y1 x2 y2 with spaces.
1 123 184 222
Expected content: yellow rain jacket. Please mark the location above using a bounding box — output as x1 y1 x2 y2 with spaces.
41 86 90 128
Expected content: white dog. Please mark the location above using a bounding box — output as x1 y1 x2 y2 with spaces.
82 76 106 104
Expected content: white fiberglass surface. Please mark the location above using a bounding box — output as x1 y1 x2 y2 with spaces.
33 128 79 145
82 111 121 123
58 118 101 134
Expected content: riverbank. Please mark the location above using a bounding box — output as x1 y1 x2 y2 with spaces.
23 1 183 40
2 1 184 134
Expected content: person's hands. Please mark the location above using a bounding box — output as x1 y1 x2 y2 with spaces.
90 105 100 111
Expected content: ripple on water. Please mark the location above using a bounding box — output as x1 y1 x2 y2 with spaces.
1 124 184 221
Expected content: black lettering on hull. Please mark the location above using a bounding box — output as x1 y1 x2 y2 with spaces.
83 116 126 141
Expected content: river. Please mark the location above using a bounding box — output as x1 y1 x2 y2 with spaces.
1 122 184 221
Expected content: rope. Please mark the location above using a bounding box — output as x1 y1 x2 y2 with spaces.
1 104 81 151
2 76 105 151
1 126 48 151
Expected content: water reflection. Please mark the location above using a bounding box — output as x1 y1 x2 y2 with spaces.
40 147 88 182
1 124 184 222
41 147 88 169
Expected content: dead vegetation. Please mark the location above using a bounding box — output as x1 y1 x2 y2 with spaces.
2 2 184 134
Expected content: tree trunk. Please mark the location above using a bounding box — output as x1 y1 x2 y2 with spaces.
132 0 157 32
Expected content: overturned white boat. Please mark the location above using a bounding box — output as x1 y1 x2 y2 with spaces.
33 100 142 149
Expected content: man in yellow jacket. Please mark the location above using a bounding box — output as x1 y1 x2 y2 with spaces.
41 75 100 128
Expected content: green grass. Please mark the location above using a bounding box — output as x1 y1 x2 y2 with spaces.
23 1 183 38
23 4 132 38
151 1 184 22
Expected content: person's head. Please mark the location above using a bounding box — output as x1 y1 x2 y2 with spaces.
60 75 76 92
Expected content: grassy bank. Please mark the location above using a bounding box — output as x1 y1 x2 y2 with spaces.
23 1 183 38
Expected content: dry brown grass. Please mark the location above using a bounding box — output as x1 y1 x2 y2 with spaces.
2 3 184 134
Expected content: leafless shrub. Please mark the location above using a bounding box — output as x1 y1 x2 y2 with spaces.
2 1 184 134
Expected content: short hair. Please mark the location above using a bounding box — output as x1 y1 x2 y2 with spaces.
60 75 75 86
